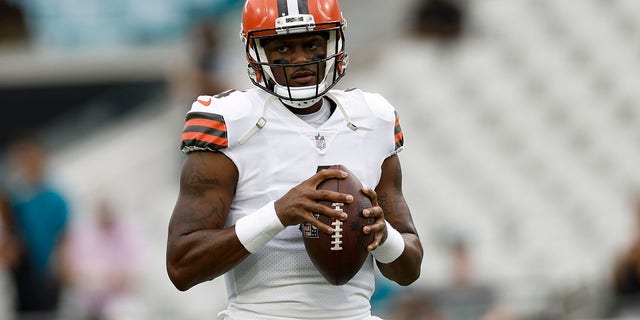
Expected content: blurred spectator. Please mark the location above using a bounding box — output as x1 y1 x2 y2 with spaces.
61 197 147 320
425 238 513 320
409 0 467 42
0 0 29 45
386 288 444 320
384 236 513 320
168 21 228 105
609 193 640 317
3 131 71 320
0 191 20 319
0 192 20 270
189 21 228 95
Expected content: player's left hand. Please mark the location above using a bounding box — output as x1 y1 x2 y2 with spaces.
360 187 387 252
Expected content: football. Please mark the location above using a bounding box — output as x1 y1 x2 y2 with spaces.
301 164 375 285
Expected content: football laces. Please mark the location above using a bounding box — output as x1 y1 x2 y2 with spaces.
330 203 344 251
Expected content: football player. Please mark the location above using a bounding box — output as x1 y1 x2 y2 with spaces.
166 0 423 319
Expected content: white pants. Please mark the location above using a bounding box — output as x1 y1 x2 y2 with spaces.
217 310 384 320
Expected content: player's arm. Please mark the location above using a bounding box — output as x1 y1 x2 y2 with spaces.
166 151 247 291
364 154 423 285
166 151 352 291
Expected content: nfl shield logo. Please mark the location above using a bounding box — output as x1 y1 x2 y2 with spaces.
302 214 319 238
314 133 326 150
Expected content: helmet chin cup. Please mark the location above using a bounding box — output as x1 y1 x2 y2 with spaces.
274 83 326 108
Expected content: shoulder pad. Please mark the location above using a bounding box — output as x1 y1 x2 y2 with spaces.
330 88 396 122
188 89 254 121
330 88 403 152
180 89 265 153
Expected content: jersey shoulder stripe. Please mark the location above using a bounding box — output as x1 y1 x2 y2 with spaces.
180 89 268 153
394 110 404 151
181 111 228 152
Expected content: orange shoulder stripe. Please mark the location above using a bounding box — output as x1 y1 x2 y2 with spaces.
184 118 227 132
395 131 404 143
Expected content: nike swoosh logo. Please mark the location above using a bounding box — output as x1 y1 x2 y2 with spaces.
197 97 212 106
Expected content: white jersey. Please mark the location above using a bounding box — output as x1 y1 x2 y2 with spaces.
180 88 404 320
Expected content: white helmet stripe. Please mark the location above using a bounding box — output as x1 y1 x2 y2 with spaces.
287 0 300 15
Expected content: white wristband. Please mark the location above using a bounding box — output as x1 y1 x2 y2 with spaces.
235 201 285 253
371 221 405 264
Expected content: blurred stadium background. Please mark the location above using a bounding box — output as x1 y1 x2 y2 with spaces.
1 0 640 319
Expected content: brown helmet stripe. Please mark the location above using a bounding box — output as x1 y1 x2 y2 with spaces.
297 0 309 14
277 0 288 16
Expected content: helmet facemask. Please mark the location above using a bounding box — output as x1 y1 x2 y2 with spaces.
243 19 348 108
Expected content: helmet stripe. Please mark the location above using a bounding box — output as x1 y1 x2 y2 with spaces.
286 0 300 15
297 0 309 14
278 0 310 16
277 0 288 16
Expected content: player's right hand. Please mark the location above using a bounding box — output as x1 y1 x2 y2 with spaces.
274 168 352 234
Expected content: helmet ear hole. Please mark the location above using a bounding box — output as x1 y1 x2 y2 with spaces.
255 70 263 83
337 53 348 75
247 64 264 84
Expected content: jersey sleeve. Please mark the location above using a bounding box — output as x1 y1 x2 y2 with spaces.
179 90 260 154
180 110 229 153
392 110 404 154
360 90 405 156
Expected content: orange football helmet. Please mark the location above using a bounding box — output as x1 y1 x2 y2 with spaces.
240 0 349 108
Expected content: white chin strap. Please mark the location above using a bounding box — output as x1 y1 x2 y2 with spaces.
274 82 327 108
